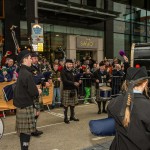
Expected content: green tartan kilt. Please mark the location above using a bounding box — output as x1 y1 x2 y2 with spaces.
62 90 78 107
16 105 36 134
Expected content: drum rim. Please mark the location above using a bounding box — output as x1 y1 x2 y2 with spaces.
0 118 4 140
99 86 112 90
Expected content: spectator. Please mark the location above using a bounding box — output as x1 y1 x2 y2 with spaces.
83 68 93 104
0 67 12 82
51 63 61 108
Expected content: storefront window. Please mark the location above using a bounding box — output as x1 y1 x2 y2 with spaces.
147 25 150 37
130 7 146 25
20 21 28 46
113 33 131 58
131 0 146 25
114 20 130 34
132 23 146 36
96 0 104 9
147 11 150 26
132 35 147 43
113 2 131 21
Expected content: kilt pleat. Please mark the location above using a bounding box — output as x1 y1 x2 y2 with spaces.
16 106 36 134
62 90 78 107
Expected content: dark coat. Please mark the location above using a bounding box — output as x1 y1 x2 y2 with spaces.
107 93 150 150
83 73 93 87
0 73 12 82
93 70 110 89
13 65 39 108
61 68 77 90
51 70 61 88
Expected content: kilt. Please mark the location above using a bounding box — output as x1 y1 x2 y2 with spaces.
62 90 78 107
16 105 36 134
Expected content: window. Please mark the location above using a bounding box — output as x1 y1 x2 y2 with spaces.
87 0 96 7
114 20 130 34
113 33 131 57
113 2 131 21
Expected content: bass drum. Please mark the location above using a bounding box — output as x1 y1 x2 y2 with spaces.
0 118 4 139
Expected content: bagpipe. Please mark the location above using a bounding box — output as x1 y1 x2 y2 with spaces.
89 117 115 136
2 82 16 101
10 25 20 55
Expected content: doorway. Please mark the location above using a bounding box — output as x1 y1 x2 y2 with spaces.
76 50 93 61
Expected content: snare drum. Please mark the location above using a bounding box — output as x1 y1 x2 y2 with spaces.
99 86 112 100
0 118 4 140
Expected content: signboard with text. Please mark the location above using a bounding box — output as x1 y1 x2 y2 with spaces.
76 36 98 49
31 24 44 44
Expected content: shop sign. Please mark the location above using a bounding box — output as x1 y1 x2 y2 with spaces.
76 36 98 49
37 43 43 52
31 24 44 44
32 43 43 52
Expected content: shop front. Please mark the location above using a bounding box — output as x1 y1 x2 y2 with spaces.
66 35 103 62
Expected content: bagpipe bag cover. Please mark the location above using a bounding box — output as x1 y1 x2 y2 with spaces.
89 118 116 136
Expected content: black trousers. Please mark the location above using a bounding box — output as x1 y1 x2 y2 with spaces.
20 133 31 150
97 101 106 112
64 106 75 119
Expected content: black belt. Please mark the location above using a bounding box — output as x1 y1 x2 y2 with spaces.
20 105 33 109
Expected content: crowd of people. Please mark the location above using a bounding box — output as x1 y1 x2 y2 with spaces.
0 50 130 108
0 49 130 111
1 48 150 150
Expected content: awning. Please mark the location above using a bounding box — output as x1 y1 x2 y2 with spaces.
38 0 120 21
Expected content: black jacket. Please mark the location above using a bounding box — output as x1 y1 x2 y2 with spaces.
83 73 93 87
108 93 150 150
61 68 77 90
13 65 39 108
93 70 110 89
51 70 61 88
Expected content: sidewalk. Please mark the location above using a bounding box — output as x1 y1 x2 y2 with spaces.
82 140 112 150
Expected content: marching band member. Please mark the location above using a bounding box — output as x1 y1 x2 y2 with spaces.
93 61 110 114
13 50 42 150
108 66 150 150
61 59 81 124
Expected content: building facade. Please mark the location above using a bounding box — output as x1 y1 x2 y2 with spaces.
0 0 150 62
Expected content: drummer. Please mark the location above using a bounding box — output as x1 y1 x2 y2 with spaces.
93 61 111 114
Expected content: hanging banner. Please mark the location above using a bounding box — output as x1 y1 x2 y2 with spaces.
31 24 44 44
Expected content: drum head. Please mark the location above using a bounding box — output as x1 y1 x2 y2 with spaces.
99 86 112 91
0 118 4 140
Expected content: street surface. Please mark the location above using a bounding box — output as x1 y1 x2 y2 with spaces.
1 103 113 150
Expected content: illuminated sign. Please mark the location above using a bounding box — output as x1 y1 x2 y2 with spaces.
31 24 44 44
76 36 98 49
37 43 43 52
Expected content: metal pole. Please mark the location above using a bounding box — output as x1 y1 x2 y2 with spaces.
35 0 38 24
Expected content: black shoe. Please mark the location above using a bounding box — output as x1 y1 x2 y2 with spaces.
31 130 43 137
70 117 79 121
102 110 107 113
64 119 70 124
97 110 101 114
